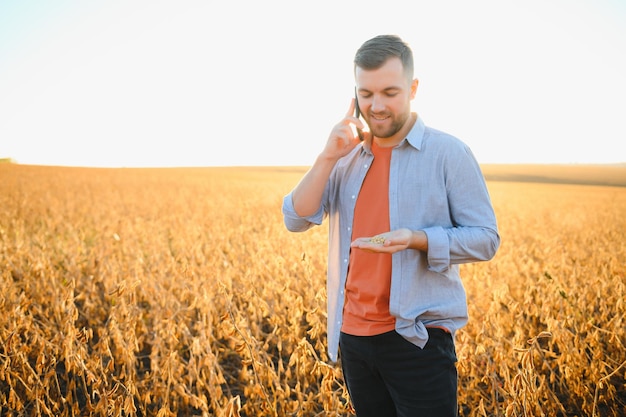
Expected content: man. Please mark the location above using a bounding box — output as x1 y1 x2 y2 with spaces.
282 34 499 417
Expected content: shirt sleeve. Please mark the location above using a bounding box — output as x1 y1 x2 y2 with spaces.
422 225 450 273
282 192 325 232
424 144 500 272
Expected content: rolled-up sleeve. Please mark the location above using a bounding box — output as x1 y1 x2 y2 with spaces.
282 192 325 232
422 226 450 273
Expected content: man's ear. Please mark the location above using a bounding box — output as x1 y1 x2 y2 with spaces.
410 78 419 99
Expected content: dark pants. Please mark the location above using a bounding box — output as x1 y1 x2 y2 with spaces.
339 329 458 417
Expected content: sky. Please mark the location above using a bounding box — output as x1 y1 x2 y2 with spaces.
1 0 625 167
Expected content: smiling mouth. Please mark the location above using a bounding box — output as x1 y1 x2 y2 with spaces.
371 114 390 121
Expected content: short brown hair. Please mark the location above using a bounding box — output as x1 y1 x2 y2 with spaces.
354 34 414 82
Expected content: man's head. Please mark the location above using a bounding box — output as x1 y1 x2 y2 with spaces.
353 35 417 143
354 34 414 84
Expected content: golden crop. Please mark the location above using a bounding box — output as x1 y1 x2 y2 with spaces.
0 164 624 416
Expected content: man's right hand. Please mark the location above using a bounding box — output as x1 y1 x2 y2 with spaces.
319 99 370 162
291 99 370 217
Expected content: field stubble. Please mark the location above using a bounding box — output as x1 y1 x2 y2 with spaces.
0 164 624 416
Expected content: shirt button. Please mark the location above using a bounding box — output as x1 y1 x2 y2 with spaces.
351 195 356 199
343 258 348 263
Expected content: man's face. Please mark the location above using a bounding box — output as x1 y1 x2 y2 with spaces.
355 57 417 141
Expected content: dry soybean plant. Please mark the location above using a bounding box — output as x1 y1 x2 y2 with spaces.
0 165 624 416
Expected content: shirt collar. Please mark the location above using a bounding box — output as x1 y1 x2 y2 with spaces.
405 113 425 151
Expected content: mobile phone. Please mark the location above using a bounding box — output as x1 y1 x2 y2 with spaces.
354 88 364 141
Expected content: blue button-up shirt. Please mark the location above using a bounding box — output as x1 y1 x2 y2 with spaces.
282 116 500 362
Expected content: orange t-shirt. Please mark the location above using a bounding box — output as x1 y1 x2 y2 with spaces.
341 142 396 336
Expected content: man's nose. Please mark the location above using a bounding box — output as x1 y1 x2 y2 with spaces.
371 96 385 112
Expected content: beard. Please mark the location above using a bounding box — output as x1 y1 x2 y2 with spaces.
367 110 411 139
